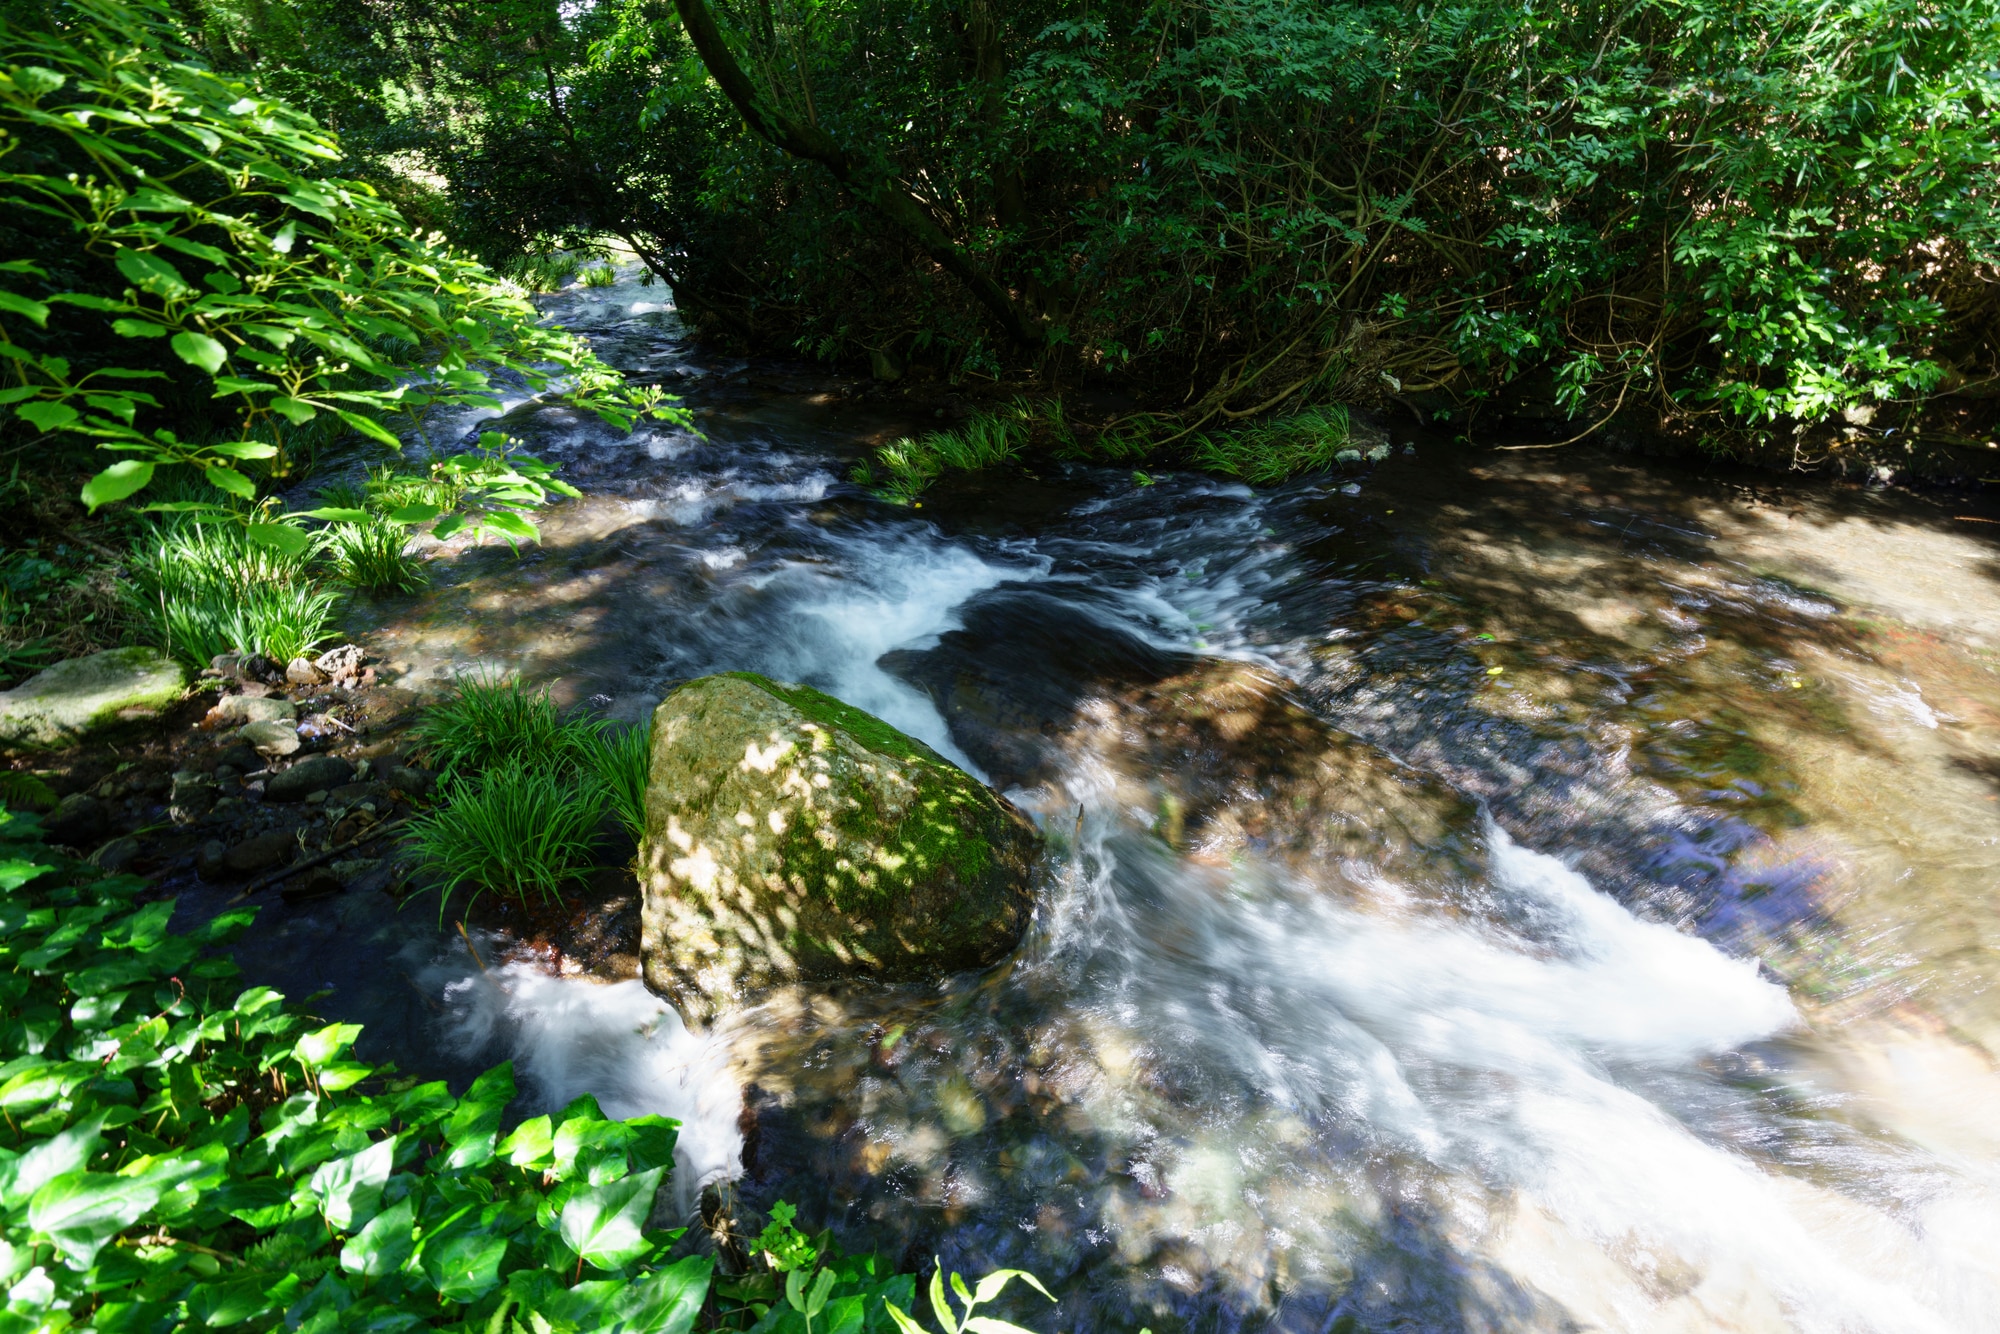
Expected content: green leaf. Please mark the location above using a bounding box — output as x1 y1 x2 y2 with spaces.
558 1165 664 1271
421 1222 509 1302
271 396 317 424
28 1171 165 1265
441 1063 515 1171
80 460 155 510
332 409 401 447
0 291 50 327
339 1196 415 1277
971 1269 1054 1307
307 1135 395 1231
0 857 50 891
386 502 441 524
110 318 169 338
0 1112 104 1211
497 1114 554 1170
611 1255 712 1334
171 331 228 374
203 465 257 500
16 401 79 432
245 522 312 556
205 440 278 459
113 248 191 295
294 507 369 524
481 510 541 543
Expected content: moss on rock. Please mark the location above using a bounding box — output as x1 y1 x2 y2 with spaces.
639 672 1041 1025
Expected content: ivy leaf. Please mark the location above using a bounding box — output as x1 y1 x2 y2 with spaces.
28 1170 165 1265
497 1115 554 1170
80 460 154 510
170 331 227 374
440 1062 514 1171
557 1165 664 1271
421 1221 509 1302
608 1255 713 1334
339 1196 415 1277
0 1112 105 1211
307 1135 395 1231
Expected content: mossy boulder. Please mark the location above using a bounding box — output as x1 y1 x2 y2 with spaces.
638 672 1041 1026
0 648 186 751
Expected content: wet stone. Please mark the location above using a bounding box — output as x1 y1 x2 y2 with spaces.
0 647 186 750
286 657 327 687
384 765 434 799
223 830 296 876
91 835 142 874
281 867 344 902
44 792 109 847
267 755 355 802
196 840 228 880
208 694 298 727
239 719 300 757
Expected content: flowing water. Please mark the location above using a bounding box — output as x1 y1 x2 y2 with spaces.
256 268 2000 1331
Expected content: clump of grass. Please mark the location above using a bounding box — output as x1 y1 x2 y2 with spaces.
850 405 1029 503
129 521 340 668
410 673 603 775
508 250 583 293
406 759 608 916
322 516 427 594
580 264 618 288
1189 404 1355 484
590 720 653 840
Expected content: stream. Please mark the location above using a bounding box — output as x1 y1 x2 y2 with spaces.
219 268 2000 1332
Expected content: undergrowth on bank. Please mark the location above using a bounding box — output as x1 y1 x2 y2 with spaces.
0 803 1051 1334
128 520 340 668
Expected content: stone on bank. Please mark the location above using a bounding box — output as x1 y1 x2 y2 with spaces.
639 672 1041 1026
0 647 186 751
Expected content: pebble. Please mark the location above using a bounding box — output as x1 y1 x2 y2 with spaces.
239 719 301 757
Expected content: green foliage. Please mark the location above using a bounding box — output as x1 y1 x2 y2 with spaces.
1189 406 1363 484
255 0 1999 454
128 519 338 667
410 675 603 776
0 0 685 536
0 801 714 1334
406 760 609 916
590 721 654 843
580 265 619 289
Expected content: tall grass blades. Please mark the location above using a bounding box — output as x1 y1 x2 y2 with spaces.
591 720 653 840
129 521 340 668
323 517 428 594
410 673 602 774
581 264 618 287
406 760 607 915
850 405 1029 503
1190 405 1355 484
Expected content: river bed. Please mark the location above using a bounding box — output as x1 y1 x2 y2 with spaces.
233 270 2000 1332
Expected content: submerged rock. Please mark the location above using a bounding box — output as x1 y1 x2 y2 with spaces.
0 647 185 750
638 672 1041 1026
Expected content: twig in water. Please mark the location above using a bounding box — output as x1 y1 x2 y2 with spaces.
457 919 488 974
227 815 409 902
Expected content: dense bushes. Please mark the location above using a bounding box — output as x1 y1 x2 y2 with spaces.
218 0 1999 467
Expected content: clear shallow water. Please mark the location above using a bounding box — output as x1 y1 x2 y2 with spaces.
306 267 2000 1331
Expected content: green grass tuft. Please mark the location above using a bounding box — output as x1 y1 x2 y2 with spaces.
590 720 653 841
410 673 602 775
850 405 1029 503
1189 404 1355 484
405 759 607 916
580 264 618 288
129 521 340 668
322 516 427 594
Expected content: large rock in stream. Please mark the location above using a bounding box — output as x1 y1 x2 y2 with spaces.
0 647 186 751
639 673 1042 1026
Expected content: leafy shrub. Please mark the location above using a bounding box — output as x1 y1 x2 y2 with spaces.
850 407 1029 503
322 515 427 594
590 721 654 842
0 802 713 1334
0 0 682 535
406 760 608 915
129 519 338 666
409 674 603 775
